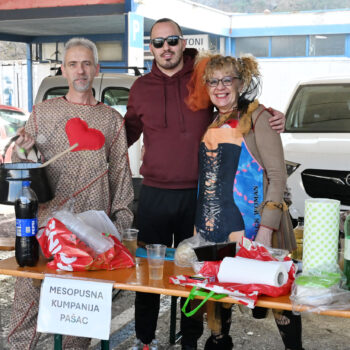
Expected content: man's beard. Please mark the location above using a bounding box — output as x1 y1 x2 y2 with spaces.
73 78 90 92
158 51 182 71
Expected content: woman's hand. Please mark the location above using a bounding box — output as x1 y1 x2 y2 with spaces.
255 226 273 247
15 127 35 153
228 230 244 243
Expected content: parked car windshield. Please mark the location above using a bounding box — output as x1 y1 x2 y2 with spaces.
43 87 69 100
43 87 96 100
0 108 27 137
102 87 129 117
285 83 350 132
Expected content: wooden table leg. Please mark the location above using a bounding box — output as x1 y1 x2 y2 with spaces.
206 301 221 335
101 340 109 349
169 296 178 344
54 334 62 350
169 296 183 344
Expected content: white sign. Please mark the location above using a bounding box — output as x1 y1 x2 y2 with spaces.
128 12 144 49
183 34 210 51
128 12 144 75
37 276 113 340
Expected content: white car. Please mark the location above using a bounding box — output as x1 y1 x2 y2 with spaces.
281 76 350 219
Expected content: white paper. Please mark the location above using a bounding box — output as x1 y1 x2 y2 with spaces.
217 257 290 287
37 276 113 340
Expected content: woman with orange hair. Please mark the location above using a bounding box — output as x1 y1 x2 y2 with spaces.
186 54 302 350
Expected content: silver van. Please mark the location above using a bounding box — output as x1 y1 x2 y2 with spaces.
35 73 138 118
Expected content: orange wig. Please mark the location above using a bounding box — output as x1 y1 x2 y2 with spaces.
185 56 212 111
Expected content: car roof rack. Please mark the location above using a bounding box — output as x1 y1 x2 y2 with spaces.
100 66 147 76
50 66 147 76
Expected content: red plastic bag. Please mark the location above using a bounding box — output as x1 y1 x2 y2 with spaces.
198 239 296 298
169 239 296 307
37 217 135 271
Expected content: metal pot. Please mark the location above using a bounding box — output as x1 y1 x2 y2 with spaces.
0 136 54 205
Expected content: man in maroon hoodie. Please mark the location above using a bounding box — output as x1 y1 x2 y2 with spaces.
125 18 285 350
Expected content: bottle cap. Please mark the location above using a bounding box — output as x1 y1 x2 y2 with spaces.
22 180 31 187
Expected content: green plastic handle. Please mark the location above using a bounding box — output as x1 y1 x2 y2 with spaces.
181 286 227 317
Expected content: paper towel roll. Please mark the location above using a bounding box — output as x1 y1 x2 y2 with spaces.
217 257 289 287
303 198 340 273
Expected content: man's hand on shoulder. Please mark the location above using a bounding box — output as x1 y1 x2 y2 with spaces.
15 127 35 153
267 107 285 133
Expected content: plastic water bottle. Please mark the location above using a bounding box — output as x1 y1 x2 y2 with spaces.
15 181 39 267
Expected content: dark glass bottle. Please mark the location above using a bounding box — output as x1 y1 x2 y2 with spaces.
291 217 304 261
344 215 350 289
15 180 39 267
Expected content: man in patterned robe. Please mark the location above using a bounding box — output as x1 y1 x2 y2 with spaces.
7 37 133 350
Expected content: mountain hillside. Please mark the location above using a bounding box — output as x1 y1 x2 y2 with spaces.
192 0 350 13
0 41 26 60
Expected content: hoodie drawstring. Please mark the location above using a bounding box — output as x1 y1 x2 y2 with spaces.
161 76 186 133
176 77 186 133
162 77 168 128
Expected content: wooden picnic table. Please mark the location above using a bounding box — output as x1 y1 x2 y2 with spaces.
1 255 350 349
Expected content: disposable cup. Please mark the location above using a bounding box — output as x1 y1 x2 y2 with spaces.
122 228 138 256
146 244 166 280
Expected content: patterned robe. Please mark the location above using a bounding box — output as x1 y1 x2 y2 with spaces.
14 96 133 230
8 97 133 350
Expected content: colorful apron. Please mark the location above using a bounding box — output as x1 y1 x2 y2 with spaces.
195 123 264 242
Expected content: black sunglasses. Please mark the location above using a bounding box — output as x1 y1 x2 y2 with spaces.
150 35 183 49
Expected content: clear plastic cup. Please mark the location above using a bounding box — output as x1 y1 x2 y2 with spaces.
122 228 138 256
146 244 166 280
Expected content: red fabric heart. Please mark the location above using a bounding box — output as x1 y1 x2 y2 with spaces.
65 118 105 151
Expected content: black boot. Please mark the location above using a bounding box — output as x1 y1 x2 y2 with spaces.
274 310 303 350
182 345 197 350
204 334 233 350
220 304 232 335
